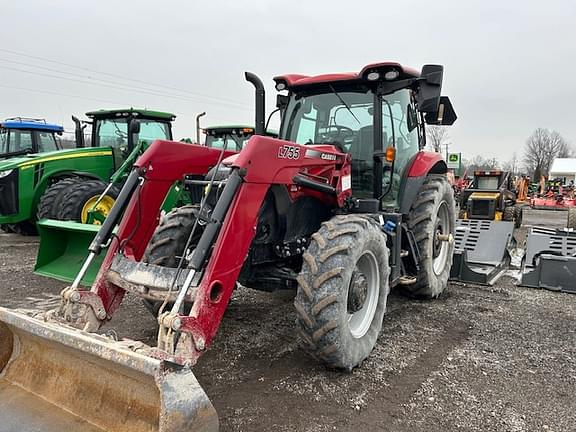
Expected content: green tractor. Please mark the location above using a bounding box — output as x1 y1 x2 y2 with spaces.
0 108 175 234
34 122 272 285
203 124 277 149
0 117 65 160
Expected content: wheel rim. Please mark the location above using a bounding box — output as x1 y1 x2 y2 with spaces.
347 250 379 339
433 201 450 275
81 195 115 225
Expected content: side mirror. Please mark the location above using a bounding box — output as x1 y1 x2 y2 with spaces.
416 64 443 113
129 120 140 134
424 96 457 125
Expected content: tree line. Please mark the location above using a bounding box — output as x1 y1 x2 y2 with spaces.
426 126 573 180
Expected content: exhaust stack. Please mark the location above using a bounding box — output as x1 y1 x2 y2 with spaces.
245 72 265 135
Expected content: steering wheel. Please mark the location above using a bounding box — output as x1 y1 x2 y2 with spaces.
318 125 355 151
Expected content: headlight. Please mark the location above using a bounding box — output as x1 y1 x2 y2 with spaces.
0 169 14 179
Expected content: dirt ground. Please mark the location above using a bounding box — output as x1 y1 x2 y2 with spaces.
0 208 575 431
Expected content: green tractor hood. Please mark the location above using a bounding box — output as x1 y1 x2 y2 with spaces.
0 147 113 172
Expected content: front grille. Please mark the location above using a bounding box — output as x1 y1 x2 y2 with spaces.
0 169 19 216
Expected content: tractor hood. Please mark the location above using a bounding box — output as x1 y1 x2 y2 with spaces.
0 147 113 172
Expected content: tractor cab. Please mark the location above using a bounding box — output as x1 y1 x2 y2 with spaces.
83 108 175 169
0 117 63 159
204 125 277 151
274 63 456 209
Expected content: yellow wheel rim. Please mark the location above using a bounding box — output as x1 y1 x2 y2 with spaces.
81 195 116 224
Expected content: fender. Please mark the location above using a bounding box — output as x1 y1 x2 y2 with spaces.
399 151 448 214
50 171 103 181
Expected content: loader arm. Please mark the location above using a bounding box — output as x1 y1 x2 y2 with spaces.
94 135 350 363
90 140 235 315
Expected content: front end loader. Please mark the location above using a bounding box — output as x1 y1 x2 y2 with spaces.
0 62 457 430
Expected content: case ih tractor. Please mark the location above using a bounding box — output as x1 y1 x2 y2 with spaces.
0 62 456 431
0 108 175 234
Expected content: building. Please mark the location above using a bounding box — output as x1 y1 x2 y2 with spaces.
549 158 576 183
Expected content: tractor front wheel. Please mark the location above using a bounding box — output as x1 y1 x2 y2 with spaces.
57 180 118 224
295 215 390 371
405 175 455 299
142 205 204 317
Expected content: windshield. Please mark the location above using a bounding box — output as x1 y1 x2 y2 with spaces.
281 88 419 201
281 90 373 150
477 176 500 190
94 118 171 148
205 133 251 151
0 129 33 155
137 120 171 145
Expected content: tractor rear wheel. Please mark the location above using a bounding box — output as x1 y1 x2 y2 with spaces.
57 180 118 224
567 207 576 229
37 177 82 220
404 175 455 299
295 215 390 371
142 205 204 316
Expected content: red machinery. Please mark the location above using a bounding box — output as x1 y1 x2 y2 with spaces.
0 63 457 431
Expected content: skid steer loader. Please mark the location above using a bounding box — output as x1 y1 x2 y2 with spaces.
0 62 457 431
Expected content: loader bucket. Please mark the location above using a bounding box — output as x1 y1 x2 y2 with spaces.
520 226 576 294
449 219 514 285
34 219 105 285
0 307 218 431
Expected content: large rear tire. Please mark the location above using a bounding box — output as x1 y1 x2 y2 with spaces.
404 175 455 299
36 177 82 220
57 180 118 224
142 205 204 317
295 215 390 371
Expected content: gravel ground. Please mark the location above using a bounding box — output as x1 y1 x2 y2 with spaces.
0 208 575 431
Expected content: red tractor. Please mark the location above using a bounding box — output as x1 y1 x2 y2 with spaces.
0 62 457 431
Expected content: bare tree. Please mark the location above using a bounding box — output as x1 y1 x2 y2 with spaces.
523 128 571 180
465 155 500 172
503 152 519 175
426 125 450 153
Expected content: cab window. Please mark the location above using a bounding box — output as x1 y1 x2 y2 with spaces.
136 120 171 145
0 129 8 153
95 119 128 148
36 131 59 152
10 130 33 153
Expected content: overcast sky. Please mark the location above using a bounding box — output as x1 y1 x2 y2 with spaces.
1 0 575 162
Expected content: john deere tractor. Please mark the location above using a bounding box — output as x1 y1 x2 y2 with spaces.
0 117 64 160
0 108 175 234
